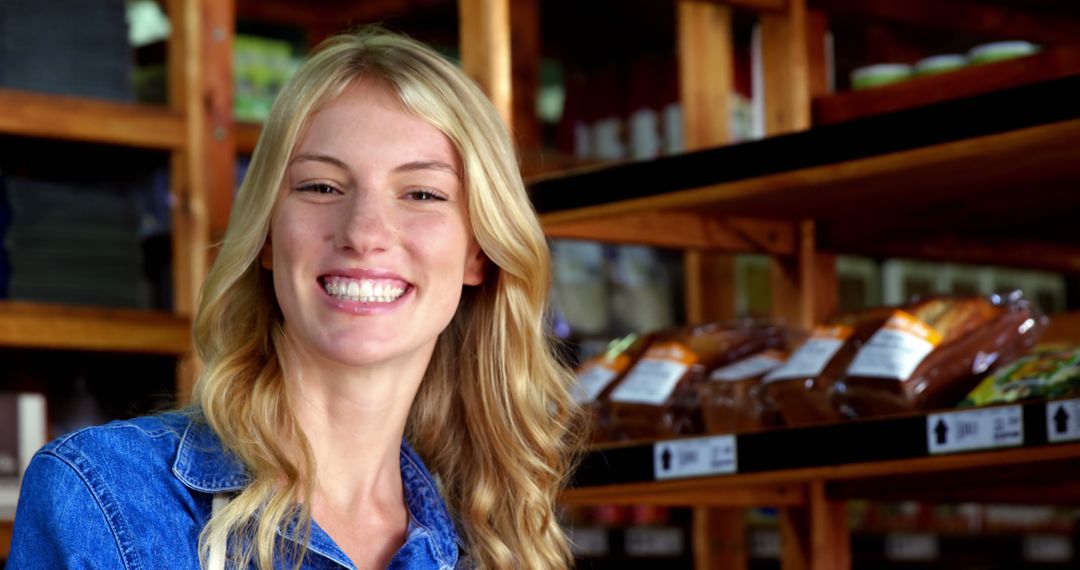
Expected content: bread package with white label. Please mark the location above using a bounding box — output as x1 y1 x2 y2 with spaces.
699 348 788 434
830 292 1046 419
606 321 785 440
571 332 658 443
760 307 895 426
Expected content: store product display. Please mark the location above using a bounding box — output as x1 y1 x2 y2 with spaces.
963 344 1080 406
760 307 893 426
832 292 1045 419
580 293 1051 442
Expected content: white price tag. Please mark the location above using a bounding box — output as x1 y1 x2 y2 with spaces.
710 353 783 382
1023 534 1073 562
573 365 620 404
927 406 1024 455
764 338 844 382
568 526 609 557
885 533 939 561
847 328 935 380
609 359 688 405
653 435 737 480
624 527 684 557
1046 399 1080 443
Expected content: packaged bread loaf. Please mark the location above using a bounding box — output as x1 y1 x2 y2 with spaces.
606 321 784 440
831 292 1045 419
760 308 894 426
571 333 656 442
699 348 787 434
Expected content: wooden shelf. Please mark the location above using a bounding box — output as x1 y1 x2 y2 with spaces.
535 76 1080 269
0 301 191 355
813 46 1080 126
0 88 186 150
565 401 1080 509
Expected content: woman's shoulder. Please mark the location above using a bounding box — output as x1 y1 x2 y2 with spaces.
41 411 193 468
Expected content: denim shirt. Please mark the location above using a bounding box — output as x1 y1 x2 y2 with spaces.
7 412 461 569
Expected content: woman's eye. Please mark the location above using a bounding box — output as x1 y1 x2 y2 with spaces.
407 189 446 201
295 183 340 194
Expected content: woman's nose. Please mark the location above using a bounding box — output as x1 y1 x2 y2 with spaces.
334 189 396 255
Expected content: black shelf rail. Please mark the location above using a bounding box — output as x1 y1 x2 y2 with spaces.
529 75 1080 215
570 398 1079 488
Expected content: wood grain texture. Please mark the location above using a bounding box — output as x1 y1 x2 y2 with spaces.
0 301 190 354
0 88 185 149
202 0 237 242
458 0 511 127
693 508 749 569
0 519 11 559
760 0 811 135
235 121 261 155
543 212 795 254
815 46 1080 126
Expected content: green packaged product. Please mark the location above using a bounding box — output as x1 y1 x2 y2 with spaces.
963 345 1080 407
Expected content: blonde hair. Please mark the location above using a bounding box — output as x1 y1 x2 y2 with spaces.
191 28 583 569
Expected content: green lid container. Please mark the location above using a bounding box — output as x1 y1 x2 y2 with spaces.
913 54 968 77
968 41 1039 65
850 63 913 90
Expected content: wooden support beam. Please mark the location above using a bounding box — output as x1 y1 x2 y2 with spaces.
458 0 512 127
760 0 811 135
694 508 749 570
815 0 1080 46
203 0 236 244
779 480 850 570
543 212 795 255
509 0 540 149
771 221 835 330
678 1 739 324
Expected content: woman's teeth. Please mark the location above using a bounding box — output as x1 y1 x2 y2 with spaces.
323 277 406 303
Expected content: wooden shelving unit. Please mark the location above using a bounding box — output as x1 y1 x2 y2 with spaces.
0 88 187 150
0 301 190 355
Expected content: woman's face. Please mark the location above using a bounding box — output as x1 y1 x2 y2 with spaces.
265 79 485 370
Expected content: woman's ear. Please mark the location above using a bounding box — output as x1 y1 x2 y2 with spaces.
463 246 486 286
260 240 273 270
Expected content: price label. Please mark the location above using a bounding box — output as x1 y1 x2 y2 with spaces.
624 527 684 557
927 406 1023 455
1023 534 1073 562
568 527 609 557
885 533 939 561
653 435 737 480
573 365 620 404
1046 399 1080 443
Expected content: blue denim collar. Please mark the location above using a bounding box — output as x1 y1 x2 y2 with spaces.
170 417 459 568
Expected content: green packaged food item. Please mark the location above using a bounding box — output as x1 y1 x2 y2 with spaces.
963 345 1080 406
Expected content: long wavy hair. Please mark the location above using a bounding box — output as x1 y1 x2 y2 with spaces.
191 28 583 569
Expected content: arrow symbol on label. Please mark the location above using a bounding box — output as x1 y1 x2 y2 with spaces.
661 447 672 472
1054 406 1070 434
934 419 949 445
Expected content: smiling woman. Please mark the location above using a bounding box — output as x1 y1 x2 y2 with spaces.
7 28 584 570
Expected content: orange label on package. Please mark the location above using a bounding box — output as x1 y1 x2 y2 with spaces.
882 311 943 346
642 341 699 366
810 324 854 342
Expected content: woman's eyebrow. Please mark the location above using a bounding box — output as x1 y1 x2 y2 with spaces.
289 153 349 169
393 160 459 177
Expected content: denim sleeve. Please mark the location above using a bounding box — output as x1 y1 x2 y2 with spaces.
7 452 130 569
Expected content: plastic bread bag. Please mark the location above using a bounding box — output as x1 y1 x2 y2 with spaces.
961 344 1080 407
831 291 1047 419
699 348 787 434
571 332 657 443
760 307 895 426
606 320 784 440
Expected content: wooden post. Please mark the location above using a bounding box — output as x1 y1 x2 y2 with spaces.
760 2 844 567
509 0 540 149
678 3 748 569
679 1 738 325
458 0 512 127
